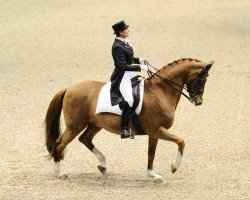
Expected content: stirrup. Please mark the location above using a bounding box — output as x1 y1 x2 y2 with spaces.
121 130 134 139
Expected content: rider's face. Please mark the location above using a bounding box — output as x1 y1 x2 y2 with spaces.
119 28 130 38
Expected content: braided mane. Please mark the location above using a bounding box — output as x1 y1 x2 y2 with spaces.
159 58 202 71
147 58 202 80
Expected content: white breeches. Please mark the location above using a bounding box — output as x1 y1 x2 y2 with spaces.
119 72 136 107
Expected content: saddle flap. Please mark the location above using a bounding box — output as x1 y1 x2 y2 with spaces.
95 80 145 116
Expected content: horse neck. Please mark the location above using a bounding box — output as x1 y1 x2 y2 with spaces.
146 61 190 108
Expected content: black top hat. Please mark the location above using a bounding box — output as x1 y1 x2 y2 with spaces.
112 20 129 35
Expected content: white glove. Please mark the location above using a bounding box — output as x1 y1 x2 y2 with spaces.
140 64 148 72
139 58 148 65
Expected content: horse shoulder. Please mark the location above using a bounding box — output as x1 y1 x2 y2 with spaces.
142 90 175 129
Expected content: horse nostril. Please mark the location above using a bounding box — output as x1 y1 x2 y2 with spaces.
196 101 202 106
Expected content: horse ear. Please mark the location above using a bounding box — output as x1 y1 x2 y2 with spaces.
205 60 214 71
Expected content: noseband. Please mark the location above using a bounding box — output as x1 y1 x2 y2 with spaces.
147 62 209 102
186 68 209 101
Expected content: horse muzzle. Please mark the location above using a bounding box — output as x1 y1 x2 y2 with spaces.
195 101 202 106
194 97 203 106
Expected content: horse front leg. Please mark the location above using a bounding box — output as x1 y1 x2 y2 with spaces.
154 126 185 174
147 137 163 183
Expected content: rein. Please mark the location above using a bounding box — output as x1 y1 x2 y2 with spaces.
146 62 197 102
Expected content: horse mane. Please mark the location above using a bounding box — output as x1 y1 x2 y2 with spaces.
147 58 202 80
159 58 201 71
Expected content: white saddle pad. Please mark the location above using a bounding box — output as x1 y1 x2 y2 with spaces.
95 80 144 115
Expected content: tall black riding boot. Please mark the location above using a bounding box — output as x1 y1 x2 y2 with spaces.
120 102 133 139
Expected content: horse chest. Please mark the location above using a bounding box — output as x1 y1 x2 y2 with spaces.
160 112 175 128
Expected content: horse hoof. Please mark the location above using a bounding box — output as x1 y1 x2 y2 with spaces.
97 165 106 175
59 174 68 180
171 163 177 174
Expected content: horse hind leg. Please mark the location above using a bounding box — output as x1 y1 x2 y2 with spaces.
53 127 82 179
78 123 106 175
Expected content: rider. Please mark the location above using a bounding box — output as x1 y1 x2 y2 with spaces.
110 20 149 139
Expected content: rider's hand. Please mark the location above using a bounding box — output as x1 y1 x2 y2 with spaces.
140 64 149 72
139 58 148 65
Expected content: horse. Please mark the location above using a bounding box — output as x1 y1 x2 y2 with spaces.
44 58 214 183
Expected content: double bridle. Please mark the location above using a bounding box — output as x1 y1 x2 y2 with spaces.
146 62 209 102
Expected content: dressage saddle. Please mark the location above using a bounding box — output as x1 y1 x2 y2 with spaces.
119 75 146 136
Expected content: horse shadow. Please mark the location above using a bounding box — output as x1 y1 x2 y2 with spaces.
69 172 170 189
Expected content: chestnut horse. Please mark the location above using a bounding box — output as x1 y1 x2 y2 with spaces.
45 58 214 183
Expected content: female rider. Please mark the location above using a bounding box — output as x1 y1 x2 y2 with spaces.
110 20 149 139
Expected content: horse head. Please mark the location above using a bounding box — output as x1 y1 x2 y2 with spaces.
186 61 214 106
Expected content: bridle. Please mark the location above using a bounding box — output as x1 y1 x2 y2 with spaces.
146 62 209 102
186 67 209 102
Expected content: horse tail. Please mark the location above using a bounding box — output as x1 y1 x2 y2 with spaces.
45 88 67 160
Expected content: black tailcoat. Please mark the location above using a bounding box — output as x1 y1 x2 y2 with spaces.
110 38 141 106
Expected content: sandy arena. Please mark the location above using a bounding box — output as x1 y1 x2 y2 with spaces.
0 0 249 199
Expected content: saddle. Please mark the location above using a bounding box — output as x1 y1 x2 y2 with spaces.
119 75 146 136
